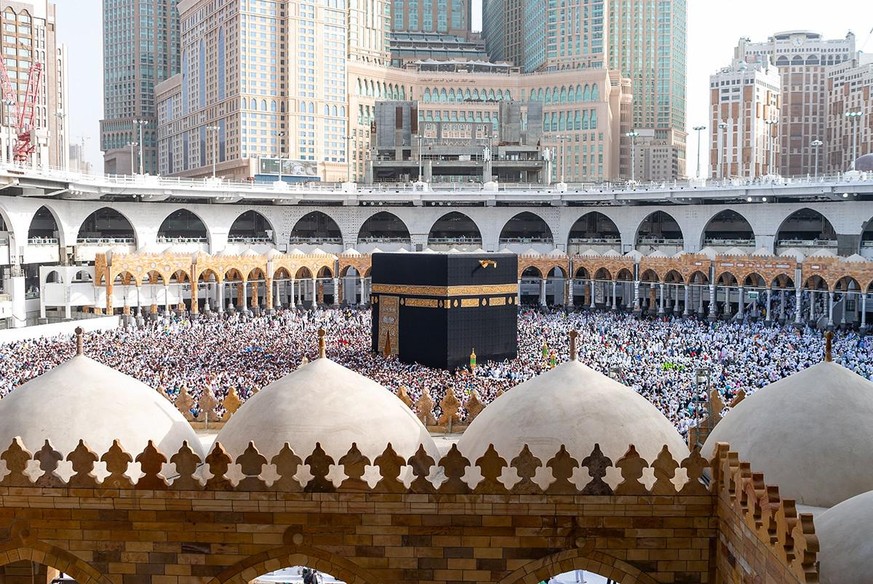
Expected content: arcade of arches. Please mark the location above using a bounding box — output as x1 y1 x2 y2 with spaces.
84 246 873 330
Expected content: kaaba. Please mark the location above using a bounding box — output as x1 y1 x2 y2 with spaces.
370 252 518 370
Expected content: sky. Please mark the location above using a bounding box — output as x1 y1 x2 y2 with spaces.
55 0 869 175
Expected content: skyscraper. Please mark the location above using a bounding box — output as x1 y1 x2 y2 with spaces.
390 0 471 37
100 0 179 175
709 55 781 179
482 0 603 74
737 31 856 178
0 0 67 170
157 0 388 181
608 0 687 179
481 0 687 179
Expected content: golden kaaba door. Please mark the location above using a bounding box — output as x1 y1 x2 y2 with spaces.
378 295 399 356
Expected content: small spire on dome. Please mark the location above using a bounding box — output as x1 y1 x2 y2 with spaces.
75 327 84 356
569 329 578 361
824 330 833 362
318 328 326 359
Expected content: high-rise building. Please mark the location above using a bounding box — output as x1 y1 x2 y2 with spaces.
826 54 873 174
158 0 389 181
709 55 781 179
0 0 67 170
481 0 687 180
482 0 532 72
390 0 471 37
155 0 633 184
482 0 601 74
608 0 687 179
100 0 180 176
737 31 856 178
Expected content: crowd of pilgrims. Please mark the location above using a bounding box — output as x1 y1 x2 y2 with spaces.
1 305 872 438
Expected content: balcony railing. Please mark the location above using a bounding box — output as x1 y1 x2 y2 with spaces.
76 237 135 245
27 237 58 245
776 239 838 248
288 237 342 245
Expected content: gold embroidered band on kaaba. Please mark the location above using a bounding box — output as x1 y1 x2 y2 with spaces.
371 283 518 297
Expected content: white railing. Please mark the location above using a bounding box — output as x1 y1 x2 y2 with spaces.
156 236 208 243
638 237 684 246
776 239 839 248
357 237 411 243
703 238 755 247
287 237 342 245
76 237 135 245
227 236 274 244
27 237 58 245
499 237 554 244
568 237 622 244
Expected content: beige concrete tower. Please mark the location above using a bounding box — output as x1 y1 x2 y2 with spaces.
709 56 782 179
0 0 67 170
737 31 856 177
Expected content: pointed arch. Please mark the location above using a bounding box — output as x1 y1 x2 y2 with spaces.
521 266 544 278
27 205 61 244
427 212 482 247
742 272 766 288
689 270 709 285
77 207 137 245
776 208 836 247
229 210 276 244
497 548 661 584
157 209 209 243
593 266 612 281
291 211 342 245
499 212 553 245
204 545 380 584
702 209 754 247
357 211 411 245
0 542 112 584
636 211 683 249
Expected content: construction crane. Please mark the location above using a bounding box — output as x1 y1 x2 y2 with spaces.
0 57 42 163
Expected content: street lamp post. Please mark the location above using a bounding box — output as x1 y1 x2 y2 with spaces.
693 125 706 179
845 111 862 170
717 122 727 180
127 142 138 175
133 119 148 174
275 131 285 183
811 139 823 179
625 130 639 183
206 125 220 178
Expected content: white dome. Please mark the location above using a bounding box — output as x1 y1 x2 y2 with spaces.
215 358 440 462
703 361 873 507
816 489 873 583
0 355 202 458
457 360 689 464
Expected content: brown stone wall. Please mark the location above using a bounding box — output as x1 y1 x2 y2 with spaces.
0 489 717 584
0 440 820 584
711 445 818 584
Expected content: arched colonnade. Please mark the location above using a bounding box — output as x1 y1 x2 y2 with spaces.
90 248 873 329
